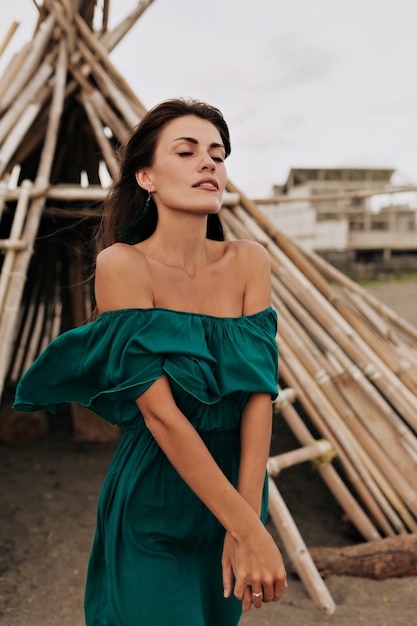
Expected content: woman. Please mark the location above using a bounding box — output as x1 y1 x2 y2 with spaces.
14 98 286 625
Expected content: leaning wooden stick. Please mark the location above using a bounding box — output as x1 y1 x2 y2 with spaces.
268 477 336 614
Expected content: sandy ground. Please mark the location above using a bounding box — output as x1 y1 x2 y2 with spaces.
1 279 417 626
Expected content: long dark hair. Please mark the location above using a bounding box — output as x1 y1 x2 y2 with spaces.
95 98 231 253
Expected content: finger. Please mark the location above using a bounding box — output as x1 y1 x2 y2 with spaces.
274 576 288 601
222 559 233 599
250 587 264 609
233 576 247 601
241 586 253 612
262 583 276 603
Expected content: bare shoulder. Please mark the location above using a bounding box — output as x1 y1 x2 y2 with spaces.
226 239 271 271
95 243 153 312
225 240 272 314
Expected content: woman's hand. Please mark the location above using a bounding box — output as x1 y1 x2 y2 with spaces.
221 523 287 612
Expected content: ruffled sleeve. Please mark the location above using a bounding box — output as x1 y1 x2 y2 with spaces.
13 307 278 427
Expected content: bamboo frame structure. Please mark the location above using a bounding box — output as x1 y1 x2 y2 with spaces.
1 0 417 614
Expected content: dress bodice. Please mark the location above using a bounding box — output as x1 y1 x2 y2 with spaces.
14 307 278 431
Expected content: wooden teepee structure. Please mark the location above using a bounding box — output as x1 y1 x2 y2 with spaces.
0 0 151 401
1 0 417 614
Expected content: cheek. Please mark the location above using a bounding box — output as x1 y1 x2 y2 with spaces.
152 166 180 194
218 168 227 190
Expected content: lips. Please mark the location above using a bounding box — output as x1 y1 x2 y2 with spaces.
192 178 219 190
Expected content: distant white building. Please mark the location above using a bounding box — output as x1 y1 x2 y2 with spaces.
258 168 417 266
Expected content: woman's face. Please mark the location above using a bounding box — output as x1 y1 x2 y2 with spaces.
137 115 227 216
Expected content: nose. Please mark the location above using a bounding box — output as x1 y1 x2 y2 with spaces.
201 155 216 171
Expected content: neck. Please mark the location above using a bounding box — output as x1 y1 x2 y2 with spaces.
143 210 214 274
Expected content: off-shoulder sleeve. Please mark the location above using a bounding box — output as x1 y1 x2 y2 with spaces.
13 312 171 425
13 308 278 427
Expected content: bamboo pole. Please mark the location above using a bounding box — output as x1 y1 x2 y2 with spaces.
35 40 68 186
44 0 73 47
0 13 56 113
273 390 381 541
9 300 37 383
62 0 76 54
280 342 409 534
224 200 413 529
269 271 417 456
76 38 140 127
0 40 67 399
223 205 403 534
0 52 56 147
277 300 417 497
271 276 417 487
101 0 110 33
3 99 51 173
75 15 146 118
268 478 336 614
0 176 10 219
0 21 19 57
3 185 239 204
272 287 417 525
79 92 119 179
0 43 32 99
278 357 396 537
306 247 417 344
0 102 47 178
225 202 417 430
342 288 399 343
0 180 32 314
100 0 155 53
267 440 335 476
68 62 130 140
332 299 417 394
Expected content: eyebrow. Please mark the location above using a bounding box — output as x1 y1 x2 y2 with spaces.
173 136 225 151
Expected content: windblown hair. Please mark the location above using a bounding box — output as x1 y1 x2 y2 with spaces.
95 98 231 253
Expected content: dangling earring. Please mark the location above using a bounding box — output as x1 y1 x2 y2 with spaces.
144 190 152 213
117 189 157 245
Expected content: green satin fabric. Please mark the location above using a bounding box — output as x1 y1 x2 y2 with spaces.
14 307 278 626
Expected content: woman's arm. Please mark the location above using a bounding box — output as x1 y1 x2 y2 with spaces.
221 241 285 610
136 378 286 609
237 393 272 515
136 377 263 536
222 394 278 610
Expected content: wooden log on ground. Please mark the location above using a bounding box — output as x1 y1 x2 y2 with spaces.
309 534 417 579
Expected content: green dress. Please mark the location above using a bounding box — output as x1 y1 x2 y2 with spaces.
14 307 278 626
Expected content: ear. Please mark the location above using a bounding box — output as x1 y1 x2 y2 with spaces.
135 167 153 192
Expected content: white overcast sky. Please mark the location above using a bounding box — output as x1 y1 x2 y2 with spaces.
1 0 417 196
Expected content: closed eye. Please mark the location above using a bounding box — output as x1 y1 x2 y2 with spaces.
178 152 193 157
